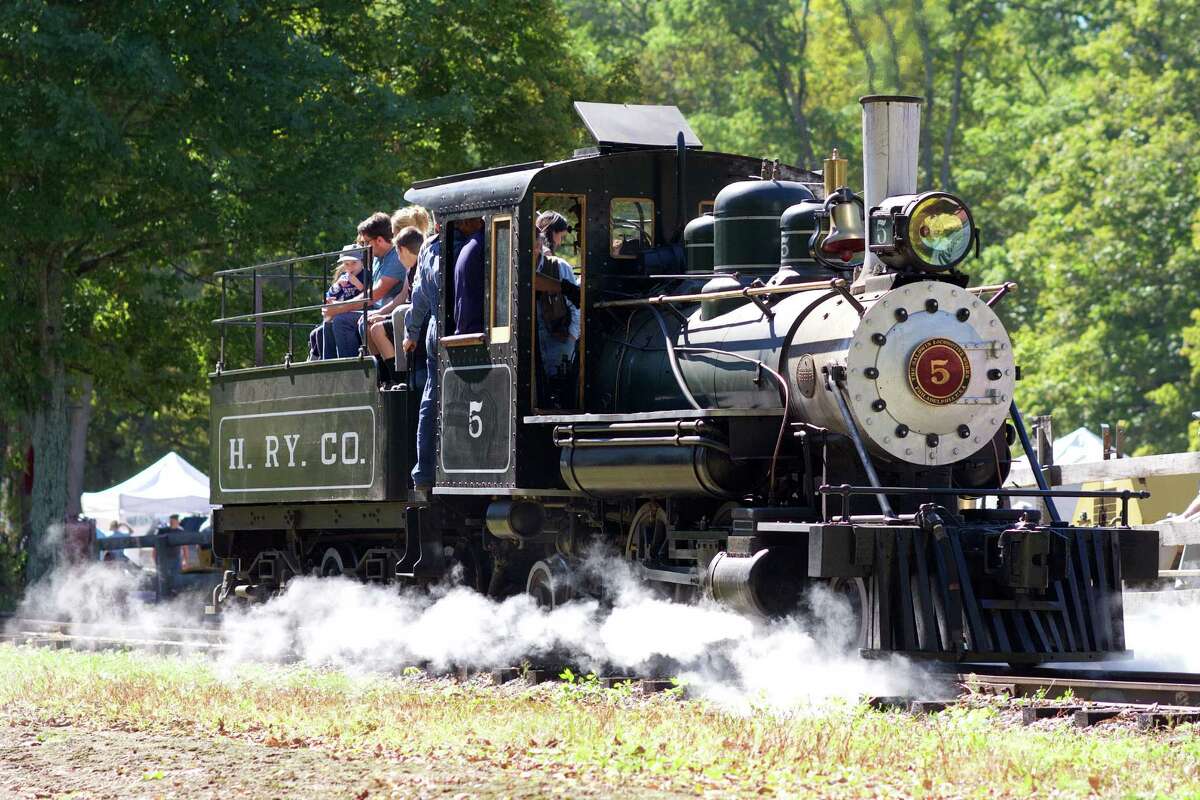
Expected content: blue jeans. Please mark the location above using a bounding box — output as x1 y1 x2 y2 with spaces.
412 347 439 487
328 313 363 358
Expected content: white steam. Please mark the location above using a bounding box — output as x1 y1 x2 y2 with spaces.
11 561 213 645
1120 589 1200 671
218 553 917 708
13 552 917 709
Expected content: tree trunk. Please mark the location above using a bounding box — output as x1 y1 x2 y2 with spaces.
0 418 9 533
26 269 70 583
939 42 969 191
874 0 903 91
65 373 94 518
912 0 936 187
839 0 876 93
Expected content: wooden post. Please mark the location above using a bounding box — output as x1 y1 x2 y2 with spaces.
253 269 264 367
1032 415 1054 468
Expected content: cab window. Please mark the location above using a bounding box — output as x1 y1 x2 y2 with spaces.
533 193 586 411
490 216 512 343
610 197 654 258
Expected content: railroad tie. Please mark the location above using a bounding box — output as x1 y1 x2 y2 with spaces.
1073 708 1124 728
1136 711 1200 730
1021 705 1083 725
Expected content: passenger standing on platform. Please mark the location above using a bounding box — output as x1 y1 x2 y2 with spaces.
404 223 442 491
327 212 405 358
452 218 485 335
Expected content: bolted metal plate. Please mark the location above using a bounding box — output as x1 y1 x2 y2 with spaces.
844 281 1016 466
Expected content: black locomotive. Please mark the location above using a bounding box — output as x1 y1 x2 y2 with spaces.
209 99 1158 663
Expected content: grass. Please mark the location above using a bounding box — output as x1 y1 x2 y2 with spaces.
2 644 1200 798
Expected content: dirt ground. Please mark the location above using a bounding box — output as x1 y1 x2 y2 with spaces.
0 718 684 800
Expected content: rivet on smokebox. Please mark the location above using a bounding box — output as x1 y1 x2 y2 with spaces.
894 308 908 322
895 424 909 438
957 425 971 439
871 332 887 346
956 308 970 322
864 367 879 379
872 399 887 412
926 434 940 448
925 299 939 314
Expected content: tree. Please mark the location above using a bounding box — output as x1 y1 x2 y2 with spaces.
0 0 641 587
0 0 408 579
977 0 1200 452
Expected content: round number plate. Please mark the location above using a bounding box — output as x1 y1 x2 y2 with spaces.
907 337 971 405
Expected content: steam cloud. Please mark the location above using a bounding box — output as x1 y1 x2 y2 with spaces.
219 552 919 708
25 546 1200 708
11 551 918 709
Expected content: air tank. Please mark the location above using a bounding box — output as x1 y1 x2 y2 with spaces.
683 214 715 272
713 180 815 276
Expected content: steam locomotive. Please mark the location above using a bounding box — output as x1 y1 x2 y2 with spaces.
209 97 1159 664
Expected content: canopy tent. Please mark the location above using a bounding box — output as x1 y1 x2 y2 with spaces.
81 452 213 525
1011 426 1104 469
1009 426 1104 520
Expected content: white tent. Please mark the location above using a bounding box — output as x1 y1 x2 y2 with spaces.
81 452 213 526
1009 427 1104 520
1011 426 1104 469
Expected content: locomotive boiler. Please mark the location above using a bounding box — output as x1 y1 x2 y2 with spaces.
209 97 1158 666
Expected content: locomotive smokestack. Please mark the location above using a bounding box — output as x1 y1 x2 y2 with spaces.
859 95 922 281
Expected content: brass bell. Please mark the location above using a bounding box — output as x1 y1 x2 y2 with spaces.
821 195 866 260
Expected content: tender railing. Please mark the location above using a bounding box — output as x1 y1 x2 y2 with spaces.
212 247 373 371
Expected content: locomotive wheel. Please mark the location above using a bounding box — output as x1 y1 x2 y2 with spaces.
526 556 575 609
827 576 869 649
626 502 668 560
319 546 355 577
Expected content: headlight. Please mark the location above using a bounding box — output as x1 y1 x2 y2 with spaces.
868 192 976 272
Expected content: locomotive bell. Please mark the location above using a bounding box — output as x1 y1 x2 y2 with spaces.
820 194 866 259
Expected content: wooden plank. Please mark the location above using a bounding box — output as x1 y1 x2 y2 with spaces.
1008 451 1200 488
1144 521 1200 547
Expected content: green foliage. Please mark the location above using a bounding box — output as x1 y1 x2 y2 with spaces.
0 1 642 544
3 0 1199 547
569 0 1200 453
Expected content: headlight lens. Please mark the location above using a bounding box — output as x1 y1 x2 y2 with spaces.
909 194 973 268
868 191 976 272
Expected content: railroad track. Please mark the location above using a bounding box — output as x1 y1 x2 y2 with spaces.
5 617 1200 728
1 616 224 654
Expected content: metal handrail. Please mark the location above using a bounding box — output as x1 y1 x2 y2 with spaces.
818 483 1151 527
214 247 365 277
213 296 373 325
594 277 1016 310
215 246 375 370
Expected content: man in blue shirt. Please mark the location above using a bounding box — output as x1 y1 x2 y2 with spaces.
327 211 406 358
452 218 485 335
403 226 442 490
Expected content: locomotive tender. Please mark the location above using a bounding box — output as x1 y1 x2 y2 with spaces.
210 98 1159 664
